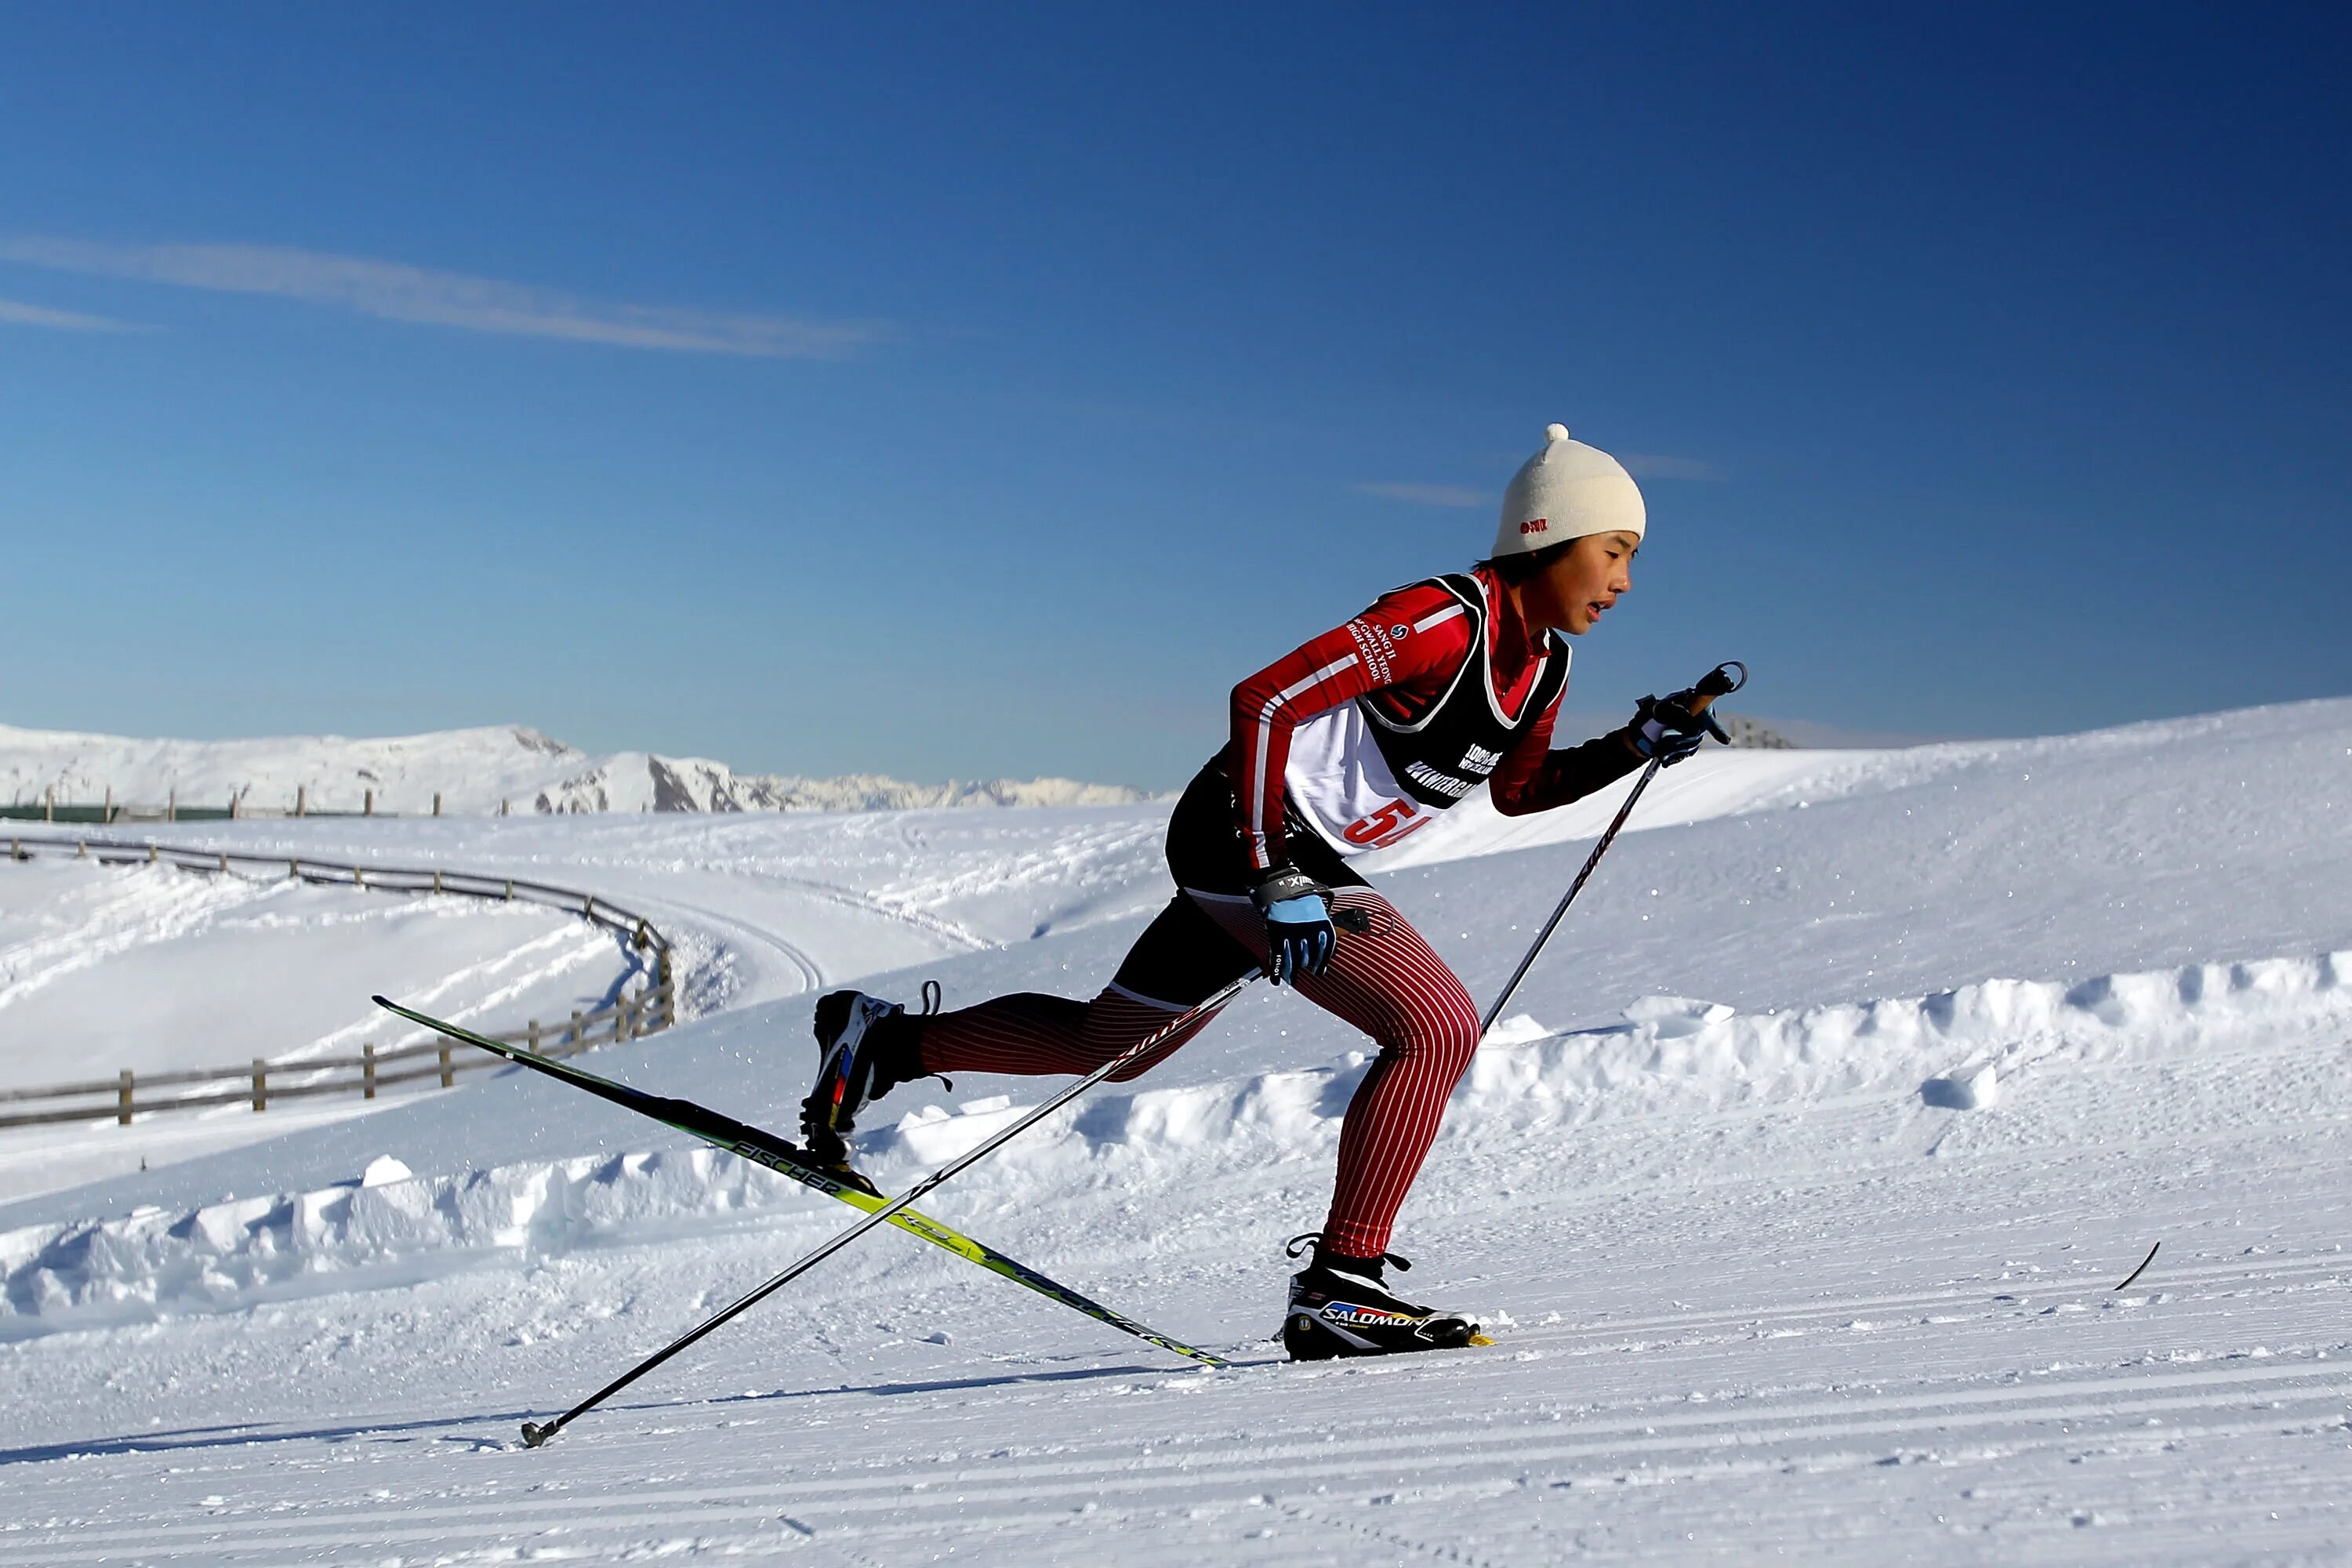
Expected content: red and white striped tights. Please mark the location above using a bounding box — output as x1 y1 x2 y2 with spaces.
906 888 1479 1259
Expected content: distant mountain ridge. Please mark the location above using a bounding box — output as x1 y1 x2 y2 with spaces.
0 722 1152 816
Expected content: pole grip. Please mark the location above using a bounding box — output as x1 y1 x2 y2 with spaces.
1684 661 1747 743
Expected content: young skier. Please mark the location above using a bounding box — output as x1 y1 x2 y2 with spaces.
800 424 1722 1358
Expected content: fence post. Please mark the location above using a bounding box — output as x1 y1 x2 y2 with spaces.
289 858 299 880
252 1059 267 1112
364 1044 377 1100
118 1069 133 1126
148 844 158 864
439 1040 454 1087
354 866 365 889
528 1018 541 1055
296 784 306 818
45 787 53 822
433 792 441 818
365 789 374 818
570 1011 584 1051
503 879 514 901
219 851 229 873
432 869 443 894
167 788 176 823
659 953 676 1029
103 786 111 823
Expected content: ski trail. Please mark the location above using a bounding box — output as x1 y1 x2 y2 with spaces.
2 1356 2344 1563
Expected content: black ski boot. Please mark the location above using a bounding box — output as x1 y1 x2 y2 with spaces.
798 982 935 1169
1279 1233 1488 1360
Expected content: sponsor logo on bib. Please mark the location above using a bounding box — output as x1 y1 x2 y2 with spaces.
1404 760 1476 800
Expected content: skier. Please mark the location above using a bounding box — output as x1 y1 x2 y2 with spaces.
800 424 1722 1358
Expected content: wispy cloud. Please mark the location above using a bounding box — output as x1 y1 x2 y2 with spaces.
0 236 883 358
0 296 144 333
1621 453 1722 481
1351 481 1487 508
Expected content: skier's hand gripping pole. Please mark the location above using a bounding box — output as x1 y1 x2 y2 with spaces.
1252 865 1376 986
1479 661 1746 1038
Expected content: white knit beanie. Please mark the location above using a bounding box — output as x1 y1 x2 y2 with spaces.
1494 423 1646 557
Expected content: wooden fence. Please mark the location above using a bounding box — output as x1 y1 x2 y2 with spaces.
0 833 680 1131
2 786 520 822
0 992 669 1130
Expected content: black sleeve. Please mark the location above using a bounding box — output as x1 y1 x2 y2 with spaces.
1490 730 1645 818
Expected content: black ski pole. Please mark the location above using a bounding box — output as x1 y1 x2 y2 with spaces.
514 960 1283 1447
1479 661 1747 1036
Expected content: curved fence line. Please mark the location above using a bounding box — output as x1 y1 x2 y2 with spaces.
0 833 680 1131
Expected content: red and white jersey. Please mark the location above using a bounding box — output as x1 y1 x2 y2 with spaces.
1228 571 1574 870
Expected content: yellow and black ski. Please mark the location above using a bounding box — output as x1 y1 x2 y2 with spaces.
372 995 1227 1368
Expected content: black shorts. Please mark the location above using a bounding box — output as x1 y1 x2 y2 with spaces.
1162 750 1366 898
1109 753 1370 1009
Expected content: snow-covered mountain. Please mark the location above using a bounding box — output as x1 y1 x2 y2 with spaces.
0 721 1151 815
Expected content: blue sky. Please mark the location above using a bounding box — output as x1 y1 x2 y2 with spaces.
3 4 2345 789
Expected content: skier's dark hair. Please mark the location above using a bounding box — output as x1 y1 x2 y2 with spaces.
1474 539 1577 586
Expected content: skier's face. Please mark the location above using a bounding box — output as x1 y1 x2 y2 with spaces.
1523 531 1638 635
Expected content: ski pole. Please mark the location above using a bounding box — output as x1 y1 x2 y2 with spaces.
1479 661 1747 1036
515 962 1276 1447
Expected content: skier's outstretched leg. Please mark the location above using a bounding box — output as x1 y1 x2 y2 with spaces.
798 894 1254 1160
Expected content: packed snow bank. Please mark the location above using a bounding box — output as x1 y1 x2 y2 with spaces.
8 946 2341 1339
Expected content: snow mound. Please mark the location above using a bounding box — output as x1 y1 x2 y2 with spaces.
6 947 2341 1338
0 1145 804 1338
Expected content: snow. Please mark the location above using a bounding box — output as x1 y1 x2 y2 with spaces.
0 699 2348 1563
0 718 1152 815
0 858 616 1089
7 946 2343 1343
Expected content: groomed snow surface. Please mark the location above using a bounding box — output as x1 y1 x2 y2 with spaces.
2 700 2349 1564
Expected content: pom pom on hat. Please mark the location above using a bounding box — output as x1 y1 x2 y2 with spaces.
1494 423 1646 557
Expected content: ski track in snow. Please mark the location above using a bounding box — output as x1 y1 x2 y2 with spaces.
1 699 2350 1563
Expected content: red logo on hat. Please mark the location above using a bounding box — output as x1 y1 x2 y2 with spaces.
1519 517 1548 535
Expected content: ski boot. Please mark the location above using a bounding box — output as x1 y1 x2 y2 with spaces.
1279 1232 1489 1360
798 982 937 1174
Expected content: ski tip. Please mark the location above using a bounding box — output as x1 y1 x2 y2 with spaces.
520 1420 554 1448
1467 1332 1498 1348
371 993 395 1010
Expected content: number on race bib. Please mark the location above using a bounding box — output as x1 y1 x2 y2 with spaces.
1341 798 1425 848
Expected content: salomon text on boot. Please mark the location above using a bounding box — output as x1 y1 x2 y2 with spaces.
1279 1233 1489 1360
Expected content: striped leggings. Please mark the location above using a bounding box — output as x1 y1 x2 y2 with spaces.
906 887 1479 1258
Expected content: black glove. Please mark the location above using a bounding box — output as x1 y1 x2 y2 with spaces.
1250 863 1337 985
1626 691 1722 766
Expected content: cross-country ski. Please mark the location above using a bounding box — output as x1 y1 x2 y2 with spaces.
370 993 1232 1385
